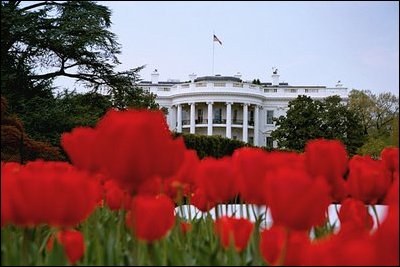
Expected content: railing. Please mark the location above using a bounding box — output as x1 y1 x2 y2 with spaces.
195 82 207 87
232 119 243 124
179 119 255 126
195 119 208 124
213 119 226 124
214 82 226 87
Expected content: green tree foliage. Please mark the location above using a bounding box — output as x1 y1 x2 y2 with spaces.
270 95 322 152
1 1 160 156
1 96 63 162
252 79 261 85
271 95 365 155
17 91 112 147
349 89 399 135
349 89 399 156
1 1 158 111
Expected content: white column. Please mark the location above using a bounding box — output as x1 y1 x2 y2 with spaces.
254 105 259 146
226 102 232 138
169 106 176 131
242 103 249 143
190 102 195 134
177 104 182 133
207 102 213 136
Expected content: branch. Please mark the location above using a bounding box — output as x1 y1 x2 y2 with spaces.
19 1 50 11
18 1 63 12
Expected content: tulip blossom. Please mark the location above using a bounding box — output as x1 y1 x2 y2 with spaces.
305 139 349 202
266 168 331 231
1 161 100 227
126 194 175 242
62 109 186 194
195 157 238 204
103 180 131 211
214 216 254 252
347 155 391 204
191 187 216 212
338 198 373 235
57 230 85 265
232 147 268 205
260 226 309 265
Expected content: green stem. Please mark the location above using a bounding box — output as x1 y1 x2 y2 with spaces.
215 204 220 219
246 204 251 220
276 228 291 266
371 205 380 228
334 203 340 218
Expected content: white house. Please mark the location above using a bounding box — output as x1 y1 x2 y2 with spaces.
138 69 348 147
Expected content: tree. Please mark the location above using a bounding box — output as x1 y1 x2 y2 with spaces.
17 91 112 147
349 89 399 156
1 95 63 162
349 89 399 135
1 1 157 111
271 95 365 155
270 95 323 152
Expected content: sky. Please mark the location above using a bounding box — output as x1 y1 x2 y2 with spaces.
56 1 399 95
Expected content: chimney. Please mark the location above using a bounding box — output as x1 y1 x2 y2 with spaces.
335 80 343 87
151 69 159 84
271 68 279 86
234 72 242 79
189 73 197 82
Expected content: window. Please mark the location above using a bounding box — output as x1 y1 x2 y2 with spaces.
197 109 203 123
305 89 318 93
266 110 274 124
284 89 297 93
233 135 238 140
249 110 254 125
266 137 273 148
233 109 238 121
214 108 222 123
264 89 277 93
248 136 254 144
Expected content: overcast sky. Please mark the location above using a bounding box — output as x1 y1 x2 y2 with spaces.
56 1 399 95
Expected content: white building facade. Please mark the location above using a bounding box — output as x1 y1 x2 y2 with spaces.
138 70 348 147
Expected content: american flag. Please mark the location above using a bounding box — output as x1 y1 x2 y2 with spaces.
213 34 222 45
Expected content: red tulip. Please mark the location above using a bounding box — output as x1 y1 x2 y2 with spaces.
214 216 254 252
232 147 268 205
348 155 391 204
57 230 85 265
338 198 373 235
384 177 399 206
126 194 175 242
191 187 216 212
372 206 399 266
180 221 192 234
266 168 331 231
305 139 349 202
62 109 186 194
260 225 309 266
381 147 399 174
61 127 100 173
1 161 100 227
303 234 377 266
195 157 238 204
103 180 131 211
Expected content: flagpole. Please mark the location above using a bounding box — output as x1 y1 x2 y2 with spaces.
212 31 215 76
